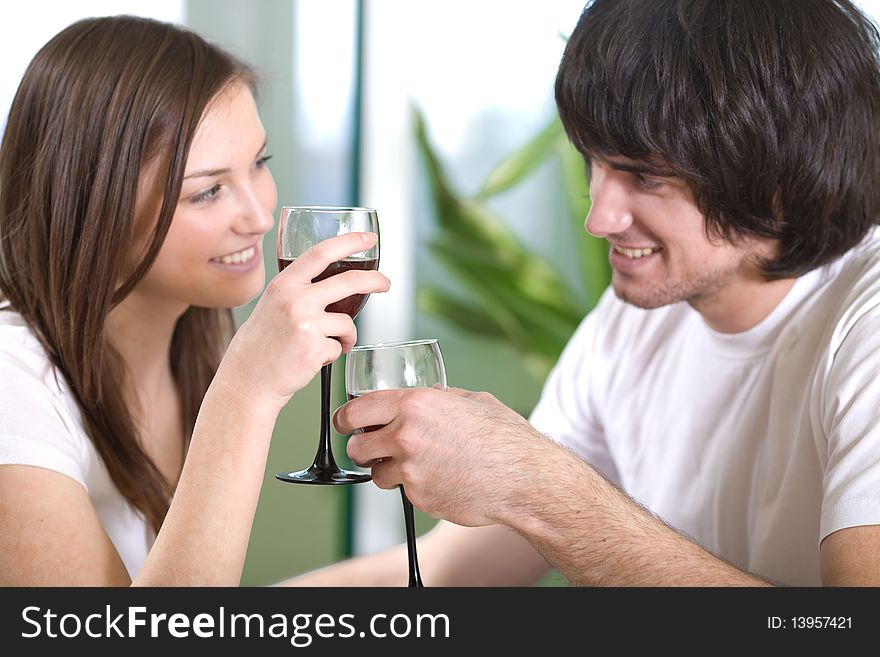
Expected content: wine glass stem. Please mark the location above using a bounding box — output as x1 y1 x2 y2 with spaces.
400 486 423 587
313 363 338 471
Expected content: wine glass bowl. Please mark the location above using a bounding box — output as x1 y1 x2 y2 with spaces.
274 206 379 486
345 339 447 395
344 338 447 587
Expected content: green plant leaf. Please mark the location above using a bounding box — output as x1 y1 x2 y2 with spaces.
414 111 586 318
557 137 589 222
428 242 581 370
476 118 565 200
558 138 611 306
416 288 506 339
413 105 612 381
414 111 521 258
429 239 583 326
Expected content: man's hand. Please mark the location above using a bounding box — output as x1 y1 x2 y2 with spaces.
335 387 551 527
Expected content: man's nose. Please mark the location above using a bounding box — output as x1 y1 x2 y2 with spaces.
584 173 634 238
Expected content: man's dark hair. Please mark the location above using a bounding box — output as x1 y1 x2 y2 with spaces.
555 0 880 279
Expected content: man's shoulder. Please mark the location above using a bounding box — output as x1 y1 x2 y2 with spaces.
835 224 880 270
779 228 880 358
817 226 880 309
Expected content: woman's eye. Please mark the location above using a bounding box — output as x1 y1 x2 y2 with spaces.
192 183 222 204
254 154 273 169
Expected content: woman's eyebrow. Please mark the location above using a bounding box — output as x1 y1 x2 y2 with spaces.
183 139 268 180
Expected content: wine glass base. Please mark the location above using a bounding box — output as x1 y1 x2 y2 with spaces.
275 468 372 485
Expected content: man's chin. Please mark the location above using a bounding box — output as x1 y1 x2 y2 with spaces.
611 282 675 310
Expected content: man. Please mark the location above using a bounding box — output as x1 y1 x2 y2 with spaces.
295 0 880 586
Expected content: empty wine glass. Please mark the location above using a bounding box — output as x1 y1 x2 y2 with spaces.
345 339 447 587
275 206 379 485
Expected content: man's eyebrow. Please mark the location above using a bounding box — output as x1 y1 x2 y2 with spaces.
607 160 675 177
183 139 268 180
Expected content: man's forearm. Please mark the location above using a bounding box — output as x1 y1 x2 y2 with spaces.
498 438 771 586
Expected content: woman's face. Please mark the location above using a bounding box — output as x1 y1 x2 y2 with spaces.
135 81 277 310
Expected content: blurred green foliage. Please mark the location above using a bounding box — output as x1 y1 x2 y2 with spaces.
415 111 611 379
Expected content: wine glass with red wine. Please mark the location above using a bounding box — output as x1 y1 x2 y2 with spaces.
275 206 379 485
344 339 447 586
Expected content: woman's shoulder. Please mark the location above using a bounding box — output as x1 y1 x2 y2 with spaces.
0 306 59 387
0 305 91 479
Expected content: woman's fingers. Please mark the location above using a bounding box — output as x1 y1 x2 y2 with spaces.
228 234 387 404
311 269 390 310
280 233 378 283
315 312 356 351
274 232 388 315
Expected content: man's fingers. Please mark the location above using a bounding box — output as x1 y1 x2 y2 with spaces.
368 459 398 491
280 232 378 282
346 424 399 468
446 386 476 397
333 389 401 435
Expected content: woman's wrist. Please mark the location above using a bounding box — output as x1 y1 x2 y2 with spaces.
210 346 292 417
207 360 288 422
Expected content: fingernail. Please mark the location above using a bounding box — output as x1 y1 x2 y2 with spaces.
361 232 376 244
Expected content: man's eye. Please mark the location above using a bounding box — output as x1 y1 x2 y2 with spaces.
634 174 661 191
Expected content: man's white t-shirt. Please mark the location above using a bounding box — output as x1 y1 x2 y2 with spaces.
530 228 880 586
0 304 152 578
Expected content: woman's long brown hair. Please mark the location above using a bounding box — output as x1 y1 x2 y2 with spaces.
0 16 257 534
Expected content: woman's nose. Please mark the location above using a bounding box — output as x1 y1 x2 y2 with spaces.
236 179 276 236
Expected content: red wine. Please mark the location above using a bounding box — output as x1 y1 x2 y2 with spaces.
278 257 378 317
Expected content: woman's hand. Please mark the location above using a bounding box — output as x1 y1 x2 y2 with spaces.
217 232 389 411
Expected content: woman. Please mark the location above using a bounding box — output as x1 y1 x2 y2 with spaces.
0 15 389 585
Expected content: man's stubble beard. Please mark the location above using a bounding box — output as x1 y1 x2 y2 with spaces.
611 266 735 310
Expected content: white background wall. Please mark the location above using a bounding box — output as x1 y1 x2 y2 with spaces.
0 1 185 134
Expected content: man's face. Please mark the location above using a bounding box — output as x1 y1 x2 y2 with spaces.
586 155 770 312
